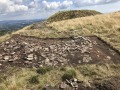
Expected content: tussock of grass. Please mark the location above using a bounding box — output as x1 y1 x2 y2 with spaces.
36 66 52 75
28 76 39 84
62 69 76 81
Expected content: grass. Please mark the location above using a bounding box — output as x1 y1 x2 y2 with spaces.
0 64 120 90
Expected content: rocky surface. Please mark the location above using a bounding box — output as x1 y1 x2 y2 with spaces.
0 35 120 69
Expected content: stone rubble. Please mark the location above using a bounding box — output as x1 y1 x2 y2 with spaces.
43 78 87 90
0 35 118 68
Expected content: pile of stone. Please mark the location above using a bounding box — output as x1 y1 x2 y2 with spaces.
43 78 91 90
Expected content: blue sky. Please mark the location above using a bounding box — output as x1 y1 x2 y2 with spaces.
0 0 120 21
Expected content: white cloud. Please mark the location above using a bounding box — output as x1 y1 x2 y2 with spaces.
8 5 28 12
41 0 73 10
72 0 120 7
42 1 60 10
29 1 37 8
60 0 73 9
0 0 28 14
0 0 119 14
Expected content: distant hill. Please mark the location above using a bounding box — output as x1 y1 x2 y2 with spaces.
0 19 44 36
47 10 101 22
0 19 43 31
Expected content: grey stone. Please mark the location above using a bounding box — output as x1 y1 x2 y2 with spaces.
78 60 81 64
4 56 11 60
11 52 15 55
8 59 14 62
5 41 9 45
83 55 92 63
27 54 34 61
49 45 55 50
106 56 111 60
44 48 49 52
73 78 78 82
45 58 50 62
59 82 67 89
24 61 32 64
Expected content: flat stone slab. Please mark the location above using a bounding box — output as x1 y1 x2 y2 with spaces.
0 35 120 68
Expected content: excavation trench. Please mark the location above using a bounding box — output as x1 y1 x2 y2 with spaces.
0 35 120 70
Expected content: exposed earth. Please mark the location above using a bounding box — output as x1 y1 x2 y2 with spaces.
0 35 120 71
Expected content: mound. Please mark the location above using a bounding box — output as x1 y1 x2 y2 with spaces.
47 10 101 22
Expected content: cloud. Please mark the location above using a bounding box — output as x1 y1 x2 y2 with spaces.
12 0 23 4
60 0 73 9
0 0 28 14
42 1 61 10
72 0 120 7
40 0 120 10
0 0 120 14
41 0 73 10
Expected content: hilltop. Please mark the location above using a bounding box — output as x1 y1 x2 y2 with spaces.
47 10 101 22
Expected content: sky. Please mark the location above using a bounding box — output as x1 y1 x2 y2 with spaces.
0 0 120 21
